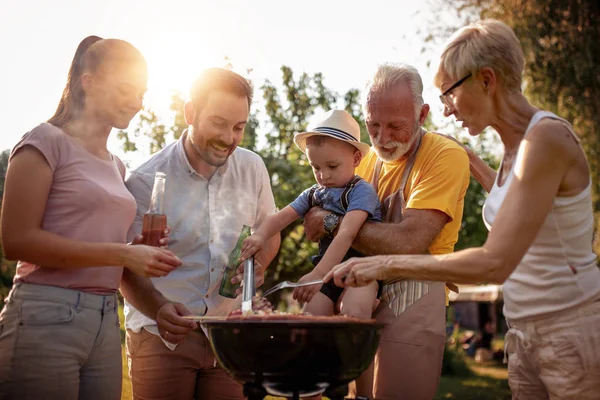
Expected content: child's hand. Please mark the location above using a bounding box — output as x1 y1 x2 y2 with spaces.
240 234 264 261
292 270 325 304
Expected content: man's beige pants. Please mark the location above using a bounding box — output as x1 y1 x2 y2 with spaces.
350 282 447 400
126 328 245 400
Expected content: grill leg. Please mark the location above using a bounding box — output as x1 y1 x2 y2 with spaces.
325 384 350 400
243 384 267 400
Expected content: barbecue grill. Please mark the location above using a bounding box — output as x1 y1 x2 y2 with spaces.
201 318 382 400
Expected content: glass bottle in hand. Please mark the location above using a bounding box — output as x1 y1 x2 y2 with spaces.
219 225 252 298
142 172 167 247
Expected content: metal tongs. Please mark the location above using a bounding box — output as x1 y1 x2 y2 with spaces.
241 257 324 310
241 256 256 313
260 279 323 298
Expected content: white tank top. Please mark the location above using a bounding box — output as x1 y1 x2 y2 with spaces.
483 111 600 320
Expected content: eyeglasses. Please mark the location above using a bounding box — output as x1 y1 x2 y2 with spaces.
439 73 472 108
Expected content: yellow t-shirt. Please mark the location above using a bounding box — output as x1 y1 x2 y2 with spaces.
356 132 470 255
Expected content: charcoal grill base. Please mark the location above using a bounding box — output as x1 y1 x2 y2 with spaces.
242 382 367 400
202 320 381 400
243 384 267 400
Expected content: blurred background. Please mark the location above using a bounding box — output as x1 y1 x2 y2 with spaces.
1 1 598 398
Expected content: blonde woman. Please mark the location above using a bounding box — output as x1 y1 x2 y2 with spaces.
328 19 600 400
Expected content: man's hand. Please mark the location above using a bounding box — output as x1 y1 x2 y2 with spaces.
130 226 172 248
156 302 198 344
303 207 331 242
292 270 325 304
232 258 266 296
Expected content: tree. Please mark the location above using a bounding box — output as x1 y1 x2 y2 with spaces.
344 89 372 146
257 67 338 306
431 0 600 252
117 92 188 156
454 131 500 250
0 224 17 305
0 149 9 202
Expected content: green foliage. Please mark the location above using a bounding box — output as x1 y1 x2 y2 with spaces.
0 237 17 306
239 112 260 151
442 316 474 376
118 92 188 156
436 372 511 400
343 88 371 146
456 131 500 250
0 150 17 305
256 66 340 305
117 108 166 154
0 150 9 201
442 342 473 377
169 92 187 141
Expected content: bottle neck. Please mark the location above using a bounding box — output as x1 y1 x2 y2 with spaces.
148 177 166 214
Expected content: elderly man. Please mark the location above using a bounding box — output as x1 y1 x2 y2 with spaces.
304 64 470 399
124 68 280 400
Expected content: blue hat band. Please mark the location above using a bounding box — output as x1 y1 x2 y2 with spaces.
312 126 358 142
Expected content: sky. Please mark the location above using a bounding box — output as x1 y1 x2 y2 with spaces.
0 0 468 168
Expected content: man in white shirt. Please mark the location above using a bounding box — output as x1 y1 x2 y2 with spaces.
124 68 280 400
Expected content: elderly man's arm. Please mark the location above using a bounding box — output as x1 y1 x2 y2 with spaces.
304 207 448 255
352 209 448 255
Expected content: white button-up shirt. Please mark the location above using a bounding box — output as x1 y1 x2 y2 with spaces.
124 133 276 334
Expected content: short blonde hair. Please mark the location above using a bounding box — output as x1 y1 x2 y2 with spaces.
434 19 525 93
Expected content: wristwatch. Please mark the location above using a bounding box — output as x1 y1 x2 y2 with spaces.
323 213 340 236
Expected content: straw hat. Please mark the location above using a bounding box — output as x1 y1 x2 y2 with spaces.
293 110 371 157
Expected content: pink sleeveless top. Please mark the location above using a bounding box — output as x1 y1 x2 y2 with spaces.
10 123 136 294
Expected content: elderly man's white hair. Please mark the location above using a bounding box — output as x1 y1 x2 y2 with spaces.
363 63 424 118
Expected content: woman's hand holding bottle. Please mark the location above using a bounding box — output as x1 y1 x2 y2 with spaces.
121 243 181 278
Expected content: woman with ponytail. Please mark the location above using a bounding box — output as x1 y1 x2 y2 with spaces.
0 37 195 399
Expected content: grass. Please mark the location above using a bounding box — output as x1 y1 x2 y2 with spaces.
435 361 510 400
119 304 133 400
121 346 133 400
118 305 510 400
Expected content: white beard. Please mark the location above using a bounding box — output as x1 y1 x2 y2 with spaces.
372 128 420 162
